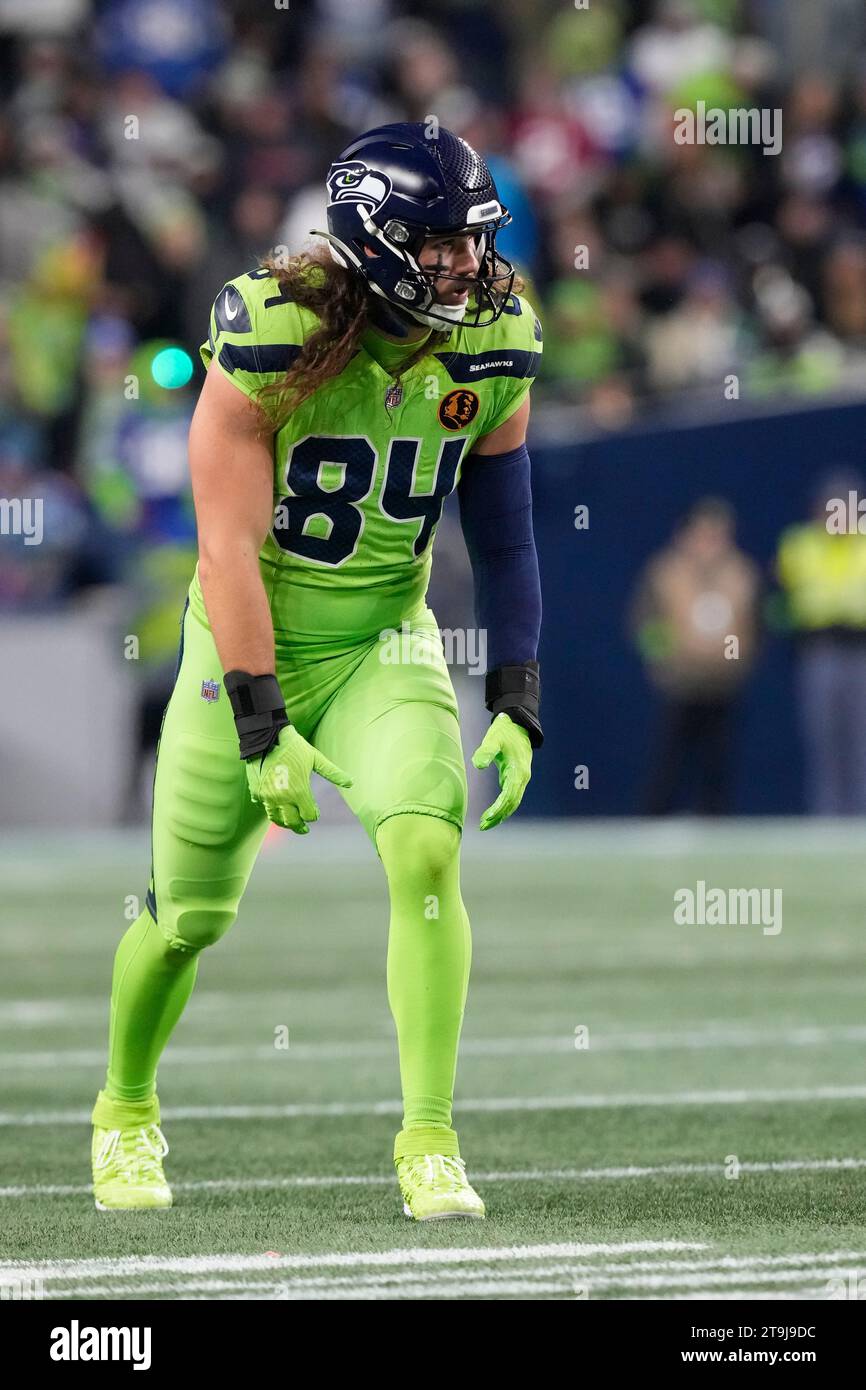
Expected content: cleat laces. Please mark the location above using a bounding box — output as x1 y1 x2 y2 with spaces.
403 1153 468 1192
94 1123 169 1187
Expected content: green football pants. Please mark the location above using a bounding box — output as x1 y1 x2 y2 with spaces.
105 593 472 1131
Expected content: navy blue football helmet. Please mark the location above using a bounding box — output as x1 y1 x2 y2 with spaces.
314 123 515 330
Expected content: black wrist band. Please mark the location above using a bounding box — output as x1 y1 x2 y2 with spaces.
485 660 544 749
224 670 290 761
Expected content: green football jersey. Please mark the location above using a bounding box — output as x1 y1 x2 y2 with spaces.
195 267 542 647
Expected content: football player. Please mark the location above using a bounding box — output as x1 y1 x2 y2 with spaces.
91 124 543 1220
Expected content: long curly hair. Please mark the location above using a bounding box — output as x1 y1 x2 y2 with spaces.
255 246 523 424
256 247 450 422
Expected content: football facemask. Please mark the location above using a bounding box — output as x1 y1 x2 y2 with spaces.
313 212 516 330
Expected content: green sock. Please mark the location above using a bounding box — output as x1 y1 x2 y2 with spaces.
104 909 200 1103
380 818 472 1131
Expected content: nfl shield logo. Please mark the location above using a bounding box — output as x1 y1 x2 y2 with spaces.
201 679 220 703
384 383 403 410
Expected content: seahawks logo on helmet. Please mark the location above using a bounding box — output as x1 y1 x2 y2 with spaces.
327 161 392 212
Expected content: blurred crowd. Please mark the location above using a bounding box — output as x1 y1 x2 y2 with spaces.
631 479 866 816
2 0 866 668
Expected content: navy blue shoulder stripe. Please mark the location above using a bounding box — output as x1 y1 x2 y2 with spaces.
264 286 295 309
433 349 540 383
218 343 302 375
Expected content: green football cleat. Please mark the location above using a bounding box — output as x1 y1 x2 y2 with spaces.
396 1153 486 1221
90 1090 172 1211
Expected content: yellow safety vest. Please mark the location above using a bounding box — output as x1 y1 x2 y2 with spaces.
777 523 866 629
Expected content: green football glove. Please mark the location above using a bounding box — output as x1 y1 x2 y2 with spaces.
246 725 353 834
471 712 533 831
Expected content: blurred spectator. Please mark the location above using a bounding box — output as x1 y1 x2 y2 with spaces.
627 0 733 98
753 0 866 79
776 473 866 814
821 237 866 349
0 439 114 610
630 498 761 814
644 259 745 392
459 102 540 276
74 334 198 818
780 73 844 202
384 18 477 129
510 59 599 205
184 185 285 344
774 193 834 308
120 539 197 821
747 268 846 396
93 0 231 101
544 249 647 397
77 338 196 543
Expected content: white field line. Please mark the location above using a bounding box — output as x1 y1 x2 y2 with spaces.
667 1289 827 1301
9 1022 866 1069
5 1249 865 1293
4 1083 866 1128
49 1277 835 1301
7 1249 864 1303
2 1156 865 1201
0 1240 705 1284
565 1267 847 1294
214 1270 836 1300
43 1260 856 1301
211 1256 862 1301
41 1280 564 1299
210 1268 844 1299
14 1250 864 1294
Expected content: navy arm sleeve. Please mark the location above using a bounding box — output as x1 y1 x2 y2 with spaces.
456 443 542 673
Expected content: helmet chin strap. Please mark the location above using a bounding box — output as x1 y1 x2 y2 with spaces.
402 299 468 329
367 291 466 336
366 293 417 338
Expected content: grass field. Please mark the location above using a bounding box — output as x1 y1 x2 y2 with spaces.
1 820 865 1302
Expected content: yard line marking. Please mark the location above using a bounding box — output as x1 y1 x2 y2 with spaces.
667 1289 827 1301
214 1273 828 1295
585 1267 843 1293
2 1157 865 1200
556 1157 866 1179
21 1250 866 1296
7 1248 866 1293
193 1265 854 1300
9 1022 866 1068
36 1267 852 1301
0 1241 705 1283
157 1282 623 1300
173 1266 851 1300
4 1084 866 1126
